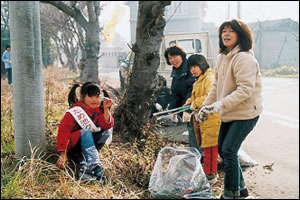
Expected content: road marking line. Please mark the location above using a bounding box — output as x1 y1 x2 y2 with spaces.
272 120 299 130
262 111 299 123
262 111 299 130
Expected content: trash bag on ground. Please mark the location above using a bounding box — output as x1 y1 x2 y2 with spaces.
238 148 259 168
149 147 214 199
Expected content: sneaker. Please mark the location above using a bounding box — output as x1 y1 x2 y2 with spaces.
219 189 249 199
78 165 107 185
240 188 249 198
206 173 219 186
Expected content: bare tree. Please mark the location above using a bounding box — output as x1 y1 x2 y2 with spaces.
9 1 46 157
40 4 79 71
114 1 171 140
42 1 101 84
1 1 9 31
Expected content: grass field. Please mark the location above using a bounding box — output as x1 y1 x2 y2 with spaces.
2 66 225 199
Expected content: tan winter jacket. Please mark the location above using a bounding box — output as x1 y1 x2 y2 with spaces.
186 69 221 148
203 45 263 122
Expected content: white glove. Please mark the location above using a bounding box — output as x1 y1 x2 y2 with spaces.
105 128 113 145
171 114 178 123
155 103 163 112
200 101 223 114
182 111 191 122
190 103 195 111
8 61 12 64
196 109 208 123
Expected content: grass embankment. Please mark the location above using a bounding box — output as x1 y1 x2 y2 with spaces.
261 65 299 78
3 66 218 199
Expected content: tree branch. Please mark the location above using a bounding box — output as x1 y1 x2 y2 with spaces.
87 1 96 23
41 1 89 31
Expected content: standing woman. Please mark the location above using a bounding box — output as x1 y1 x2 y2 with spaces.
164 45 197 121
198 19 263 199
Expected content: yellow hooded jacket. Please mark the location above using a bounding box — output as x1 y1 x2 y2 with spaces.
186 68 221 148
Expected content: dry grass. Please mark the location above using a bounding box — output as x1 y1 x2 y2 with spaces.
1 66 230 199
1 66 192 199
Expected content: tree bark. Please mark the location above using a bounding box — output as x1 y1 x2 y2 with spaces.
9 1 46 158
42 1 101 84
114 1 171 140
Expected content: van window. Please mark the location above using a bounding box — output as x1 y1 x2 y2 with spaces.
178 39 194 54
169 40 176 46
195 39 202 53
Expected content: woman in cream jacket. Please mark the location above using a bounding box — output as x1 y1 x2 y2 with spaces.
198 19 262 199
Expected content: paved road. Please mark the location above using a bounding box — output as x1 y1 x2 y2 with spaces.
157 77 299 199
242 77 299 199
102 71 299 198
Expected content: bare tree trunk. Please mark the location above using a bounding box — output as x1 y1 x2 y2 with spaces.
9 1 46 158
42 1 101 84
114 1 171 140
81 20 100 84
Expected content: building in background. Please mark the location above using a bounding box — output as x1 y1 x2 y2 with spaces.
209 18 299 68
99 33 128 71
127 1 299 69
126 1 215 44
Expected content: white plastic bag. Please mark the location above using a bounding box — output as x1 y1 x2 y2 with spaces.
182 111 191 122
149 147 213 199
105 128 113 145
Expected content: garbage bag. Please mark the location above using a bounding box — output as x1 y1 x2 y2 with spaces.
238 148 259 168
149 147 213 199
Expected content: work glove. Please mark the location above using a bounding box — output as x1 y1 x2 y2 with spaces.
190 103 195 111
195 110 208 123
155 103 163 112
182 111 191 122
171 114 178 123
200 101 223 114
164 113 178 123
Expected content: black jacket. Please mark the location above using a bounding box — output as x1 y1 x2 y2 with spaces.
169 59 197 109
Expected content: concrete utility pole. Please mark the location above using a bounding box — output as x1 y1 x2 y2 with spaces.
237 1 241 19
227 1 230 19
9 1 46 157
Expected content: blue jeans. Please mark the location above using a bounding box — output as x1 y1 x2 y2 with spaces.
187 119 204 159
7 68 12 85
218 116 259 196
80 129 110 170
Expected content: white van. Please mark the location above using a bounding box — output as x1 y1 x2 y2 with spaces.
159 32 216 87
119 32 216 88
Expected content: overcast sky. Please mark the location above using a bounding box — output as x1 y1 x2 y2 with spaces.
101 1 299 42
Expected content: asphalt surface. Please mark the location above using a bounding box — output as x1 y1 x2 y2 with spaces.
101 71 299 199
157 77 299 199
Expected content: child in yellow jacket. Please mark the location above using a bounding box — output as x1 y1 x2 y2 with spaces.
184 54 221 185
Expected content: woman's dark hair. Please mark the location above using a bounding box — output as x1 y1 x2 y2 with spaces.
68 82 100 107
218 19 253 54
6 45 10 49
164 45 186 65
187 54 210 74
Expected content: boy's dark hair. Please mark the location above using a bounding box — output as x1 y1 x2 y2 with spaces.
68 82 100 107
158 74 167 87
6 45 11 49
218 19 253 54
164 45 186 65
187 54 210 74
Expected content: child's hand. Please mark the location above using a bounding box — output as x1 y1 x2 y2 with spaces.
103 98 113 109
56 151 67 169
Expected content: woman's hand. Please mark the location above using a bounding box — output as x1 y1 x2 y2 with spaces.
56 151 67 169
